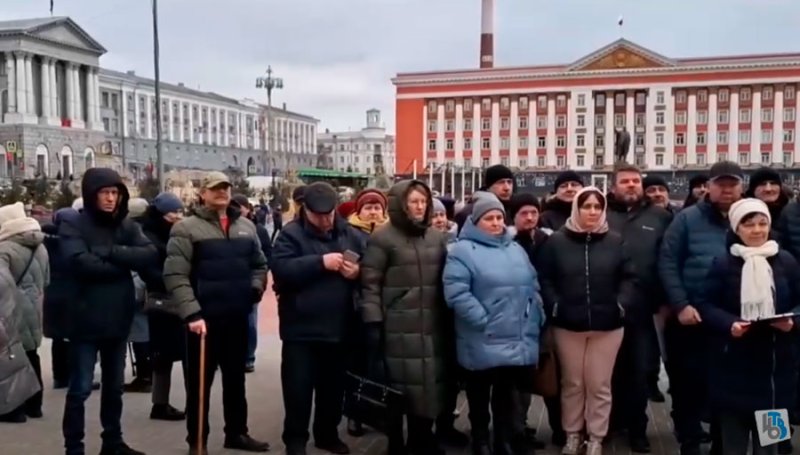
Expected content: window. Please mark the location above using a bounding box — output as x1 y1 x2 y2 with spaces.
656 112 665 125
656 153 664 166
577 94 586 107
556 136 566 148
427 100 436 113
656 91 665 104
577 114 585 127
739 109 751 123
577 155 585 167
537 155 546 167
740 88 751 101
675 111 687 125
697 153 706 166
556 95 566 108
761 108 774 123
500 117 510 130
636 92 646 106
595 135 605 147
596 93 606 107
784 152 793 166
427 120 437 132
427 139 436 150
538 136 546 148
446 139 454 150
519 116 529 129
676 154 686 166
761 129 773 144
464 98 473 112
635 113 646 127
500 137 510 149
656 133 664 145
556 115 566 128
784 129 795 143
519 97 528 110
482 158 490 167
500 97 510 110
519 137 529 148
464 137 472 149
445 119 454 132
698 90 708 103
519 158 527 168
718 89 730 103
697 132 707 145
784 108 796 122
481 137 491 149
761 152 771 164
763 86 774 101
537 116 547 129
595 114 606 128
464 157 472 168
635 134 645 146
557 155 566 167
464 118 473 131
676 91 687 104
482 118 491 130
718 131 729 144
739 152 750 165
445 100 455 112
538 96 547 109
500 157 509 167
718 152 728 162
482 98 491 111
594 154 604 166
786 86 796 100
739 130 751 144
718 109 729 124
614 114 625 127
697 111 708 125
576 135 585 147
615 93 625 106
675 132 686 146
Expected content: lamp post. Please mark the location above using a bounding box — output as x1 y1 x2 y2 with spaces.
255 66 283 178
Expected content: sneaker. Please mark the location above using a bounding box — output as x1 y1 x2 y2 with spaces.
315 438 351 454
562 433 584 455
150 404 185 421
586 440 603 455
99 442 146 455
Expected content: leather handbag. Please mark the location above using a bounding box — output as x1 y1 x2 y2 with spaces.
343 372 404 434
529 327 559 398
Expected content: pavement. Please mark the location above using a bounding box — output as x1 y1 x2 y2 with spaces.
0 278 791 454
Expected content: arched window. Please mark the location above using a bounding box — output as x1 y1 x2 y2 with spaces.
83 147 95 171
35 144 49 177
60 145 73 178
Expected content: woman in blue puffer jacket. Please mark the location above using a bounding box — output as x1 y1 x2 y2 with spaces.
443 193 544 455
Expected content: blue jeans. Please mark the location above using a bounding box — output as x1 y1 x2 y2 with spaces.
247 306 258 366
62 339 126 455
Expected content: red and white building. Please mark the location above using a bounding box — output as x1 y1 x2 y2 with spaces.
393 39 800 183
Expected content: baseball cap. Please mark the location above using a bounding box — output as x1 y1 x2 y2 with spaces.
201 171 231 189
709 161 744 182
302 182 338 214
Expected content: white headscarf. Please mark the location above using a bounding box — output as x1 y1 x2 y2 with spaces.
728 198 779 321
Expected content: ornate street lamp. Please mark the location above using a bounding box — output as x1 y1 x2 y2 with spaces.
255 66 284 177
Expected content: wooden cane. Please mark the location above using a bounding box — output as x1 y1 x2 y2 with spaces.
196 332 207 452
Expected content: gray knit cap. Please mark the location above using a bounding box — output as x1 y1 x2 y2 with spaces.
432 198 446 214
470 192 505 222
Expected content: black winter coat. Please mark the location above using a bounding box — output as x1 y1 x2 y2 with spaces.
538 198 571 232
41 216 76 340
513 228 549 267
538 227 638 332
271 212 364 343
696 246 800 413
59 169 157 341
776 200 800 261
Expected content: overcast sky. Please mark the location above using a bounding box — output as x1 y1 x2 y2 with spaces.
4 0 798 133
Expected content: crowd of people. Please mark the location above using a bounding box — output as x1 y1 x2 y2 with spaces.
0 160 799 455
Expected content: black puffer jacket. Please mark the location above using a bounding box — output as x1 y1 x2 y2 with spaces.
538 198 572 232
774 199 800 260
538 227 638 332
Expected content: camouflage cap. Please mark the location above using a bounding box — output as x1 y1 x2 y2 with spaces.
201 171 231 189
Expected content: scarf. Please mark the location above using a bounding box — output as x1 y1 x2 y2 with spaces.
730 240 779 321
564 186 609 234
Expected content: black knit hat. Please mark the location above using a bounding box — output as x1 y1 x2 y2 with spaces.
688 174 709 190
484 165 515 188
643 175 669 191
437 196 456 220
509 192 541 219
292 185 306 204
553 171 583 191
747 167 782 195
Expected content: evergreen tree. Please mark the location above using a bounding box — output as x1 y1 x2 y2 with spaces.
0 179 25 205
28 176 52 207
53 180 77 209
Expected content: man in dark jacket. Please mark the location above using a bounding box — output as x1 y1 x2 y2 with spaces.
643 175 678 215
271 182 364 455
682 175 709 209
539 171 583 232
164 171 269 454
606 164 672 453
659 161 744 455
455 164 514 233
60 168 157 455
745 167 789 223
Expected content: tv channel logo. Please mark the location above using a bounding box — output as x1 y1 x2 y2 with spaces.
755 409 791 447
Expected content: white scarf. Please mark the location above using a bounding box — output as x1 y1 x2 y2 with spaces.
730 240 779 321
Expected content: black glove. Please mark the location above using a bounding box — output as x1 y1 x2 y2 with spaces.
364 322 387 383
250 286 264 304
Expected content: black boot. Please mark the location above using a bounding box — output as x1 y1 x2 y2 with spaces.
150 404 185 421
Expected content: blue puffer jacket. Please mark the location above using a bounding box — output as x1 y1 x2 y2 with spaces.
443 218 544 371
659 199 729 312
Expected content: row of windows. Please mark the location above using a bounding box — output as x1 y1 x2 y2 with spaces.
675 129 795 145
675 107 797 125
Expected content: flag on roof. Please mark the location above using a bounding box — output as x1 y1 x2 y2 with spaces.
618 16 624 26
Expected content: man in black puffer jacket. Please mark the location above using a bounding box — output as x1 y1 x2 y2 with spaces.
60 168 157 455
539 171 583 232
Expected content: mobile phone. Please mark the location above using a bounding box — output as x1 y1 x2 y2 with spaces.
343 249 360 263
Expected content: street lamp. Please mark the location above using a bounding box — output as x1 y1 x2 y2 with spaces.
255 66 284 178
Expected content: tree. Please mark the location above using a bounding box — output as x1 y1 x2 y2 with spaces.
26 176 52 207
138 175 160 201
0 179 26 205
224 166 253 197
53 180 77 209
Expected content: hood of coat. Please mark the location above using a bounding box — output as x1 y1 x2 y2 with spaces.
387 179 433 236
2 229 46 249
459 216 512 248
81 168 130 225
0 202 42 242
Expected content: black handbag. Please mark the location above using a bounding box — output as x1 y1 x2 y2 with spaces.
342 372 404 434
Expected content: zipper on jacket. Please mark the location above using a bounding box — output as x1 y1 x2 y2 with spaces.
552 302 558 318
585 234 592 328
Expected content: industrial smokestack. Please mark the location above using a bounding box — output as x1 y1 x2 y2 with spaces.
480 0 495 68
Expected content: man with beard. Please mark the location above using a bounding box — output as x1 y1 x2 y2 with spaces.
539 171 583 232
659 161 744 455
606 165 672 453
455 165 514 233
643 175 678 215
682 175 709 209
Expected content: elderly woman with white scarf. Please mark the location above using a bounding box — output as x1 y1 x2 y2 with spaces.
696 198 800 455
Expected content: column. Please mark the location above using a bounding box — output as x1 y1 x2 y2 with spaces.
15 52 27 115
236 112 242 148
774 89 784 163
49 61 59 120
6 53 16 115
687 92 697 165
167 99 175 142
216 109 222 145
146 96 152 139
121 90 129 136
604 92 614 166
435 103 445 166
730 91 740 161
187 104 194 143
546 97 555 166
455 101 464 166
178 101 184 142
221 110 227 146
510 100 519 167
708 91 718 163
39 58 51 123
134 93 141 136
72 65 83 126
92 69 102 129
85 67 97 129
24 54 34 116
752 90 762 164
64 62 74 121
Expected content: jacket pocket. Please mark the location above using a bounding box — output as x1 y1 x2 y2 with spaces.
484 297 521 343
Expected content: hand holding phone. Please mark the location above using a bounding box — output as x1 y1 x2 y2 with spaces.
343 249 360 264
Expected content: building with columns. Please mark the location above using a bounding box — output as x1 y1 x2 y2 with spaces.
316 109 396 175
393 39 800 195
0 16 318 182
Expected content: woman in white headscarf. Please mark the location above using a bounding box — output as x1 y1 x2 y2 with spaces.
696 198 800 455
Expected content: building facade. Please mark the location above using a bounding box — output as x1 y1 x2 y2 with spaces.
316 109 396 176
393 39 800 193
0 17 318 182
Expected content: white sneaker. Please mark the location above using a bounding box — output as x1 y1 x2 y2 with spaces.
586 439 603 455
562 433 585 455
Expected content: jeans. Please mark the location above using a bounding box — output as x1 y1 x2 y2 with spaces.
62 339 127 455
719 411 778 455
247 306 258 366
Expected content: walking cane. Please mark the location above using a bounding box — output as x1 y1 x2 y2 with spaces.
196 332 207 452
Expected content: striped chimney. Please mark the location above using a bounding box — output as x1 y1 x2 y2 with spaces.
480 0 494 68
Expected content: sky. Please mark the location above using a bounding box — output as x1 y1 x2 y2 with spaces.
4 0 799 134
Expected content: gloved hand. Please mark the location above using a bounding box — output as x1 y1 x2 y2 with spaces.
364 322 387 383
250 286 264 304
